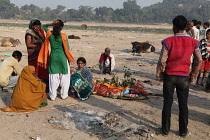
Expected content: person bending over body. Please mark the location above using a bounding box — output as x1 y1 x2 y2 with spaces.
0 51 22 92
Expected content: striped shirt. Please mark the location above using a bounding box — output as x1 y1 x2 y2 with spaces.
199 39 210 59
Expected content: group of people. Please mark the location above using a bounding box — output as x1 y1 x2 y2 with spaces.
0 18 116 112
186 19 210 88
1 15 205 138
196 22 210 89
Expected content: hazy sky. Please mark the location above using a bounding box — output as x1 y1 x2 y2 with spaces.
10 0 163 9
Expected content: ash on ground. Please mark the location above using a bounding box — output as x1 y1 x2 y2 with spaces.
48 109 154 139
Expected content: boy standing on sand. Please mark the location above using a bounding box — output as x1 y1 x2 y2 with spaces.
156 15 202 137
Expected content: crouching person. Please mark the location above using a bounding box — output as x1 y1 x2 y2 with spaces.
99 47 115 74
70 57 93 100
0 51 22 92
1 66 47 112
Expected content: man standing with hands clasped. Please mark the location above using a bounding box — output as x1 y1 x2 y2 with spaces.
156 15 202 137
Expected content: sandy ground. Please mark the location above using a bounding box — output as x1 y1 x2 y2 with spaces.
0 21 209 140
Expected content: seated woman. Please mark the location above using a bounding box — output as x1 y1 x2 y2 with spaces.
1 66 47 112
70 57 93 100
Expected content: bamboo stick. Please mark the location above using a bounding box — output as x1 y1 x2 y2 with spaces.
10 103 79 116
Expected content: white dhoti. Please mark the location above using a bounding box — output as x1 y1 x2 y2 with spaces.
49 63 70 100
3 75 19 90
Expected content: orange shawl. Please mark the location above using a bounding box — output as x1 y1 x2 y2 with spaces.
1 66 46 112
37 31 74 69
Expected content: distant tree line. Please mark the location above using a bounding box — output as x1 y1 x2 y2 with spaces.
1 0 210 23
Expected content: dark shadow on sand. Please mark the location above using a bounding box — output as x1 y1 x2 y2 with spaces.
137 87 210 126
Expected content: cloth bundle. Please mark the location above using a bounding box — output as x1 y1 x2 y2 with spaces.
93 80 148 99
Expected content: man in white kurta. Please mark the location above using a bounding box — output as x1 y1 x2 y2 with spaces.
192 20 200 40
192 26 200 40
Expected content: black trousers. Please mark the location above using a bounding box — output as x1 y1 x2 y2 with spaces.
162 74 189 136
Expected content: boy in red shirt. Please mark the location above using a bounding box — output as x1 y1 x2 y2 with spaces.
156 15 202 137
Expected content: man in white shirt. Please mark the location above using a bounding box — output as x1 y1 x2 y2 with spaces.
203 22 209 39
192 20 200 41
0 51 22 91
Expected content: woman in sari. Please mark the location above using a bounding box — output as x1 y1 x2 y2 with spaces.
25 18 48 80
38 20 74 101
1 66 46 112
70 57 93 100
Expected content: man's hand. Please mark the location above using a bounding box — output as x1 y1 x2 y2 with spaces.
156 72 164 81
70 61 75 65
190 77 197 84
70 68 76 73
53 20 59 26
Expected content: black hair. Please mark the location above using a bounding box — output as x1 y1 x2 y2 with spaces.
77 57 86 64
52 19 64 39
105 47 110 52
197 21 201 25
172 15 187 30
192 19 198 26
12 50 22 58
204 22 210 27
206 29 210 33
33 20 41 26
